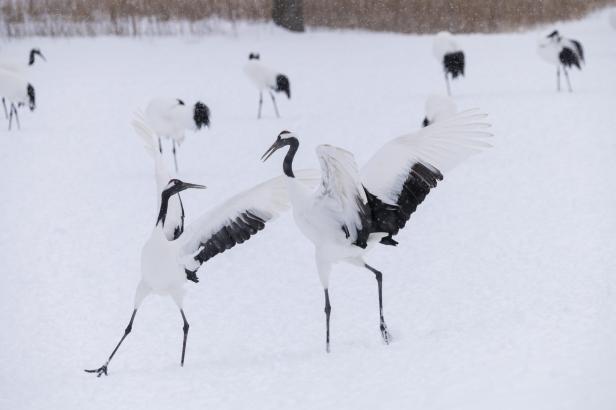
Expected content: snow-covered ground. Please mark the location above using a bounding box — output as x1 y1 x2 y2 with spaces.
1 9 615 410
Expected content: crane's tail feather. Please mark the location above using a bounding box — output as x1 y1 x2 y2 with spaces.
131 111 158 158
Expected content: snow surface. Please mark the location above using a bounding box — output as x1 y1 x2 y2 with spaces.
1 10 616 410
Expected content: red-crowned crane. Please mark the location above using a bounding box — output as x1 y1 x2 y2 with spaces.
538 30 584 92
85 116 315 377
261 110 491 352
243 53 290 119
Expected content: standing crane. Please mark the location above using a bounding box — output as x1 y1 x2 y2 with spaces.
0 48 45 118
145 97 210 172
243 53 291 119
261 110 491 352
433 32 465 96
538 30 584 92
85 117 314 376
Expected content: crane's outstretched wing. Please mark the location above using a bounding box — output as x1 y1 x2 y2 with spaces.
361 109 491 244
181 170 319 275
315 144 372 248
132 114 185 240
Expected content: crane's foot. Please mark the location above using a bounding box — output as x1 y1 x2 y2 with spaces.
185 269 199 283
84 364 108 377
380 235 398 246
380 321 391 345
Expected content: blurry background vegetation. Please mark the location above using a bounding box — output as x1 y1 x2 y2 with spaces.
1 0 614 37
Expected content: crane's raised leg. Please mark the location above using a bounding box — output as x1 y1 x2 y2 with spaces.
445 72 451 96
324 288 332 353
364 263 391 344
556 66 561 92
85 309 137 377
2 98 7 119
269 91 280 118
563 67 573 92
180 309 190 366
257 91 263 119
172 140 179 172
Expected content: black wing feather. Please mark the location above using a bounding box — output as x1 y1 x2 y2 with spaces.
366 162 443 246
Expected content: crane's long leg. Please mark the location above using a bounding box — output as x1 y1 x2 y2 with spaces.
158 137 163 154
180 309 189 366
8 104 13 131
85 309 137 377
172 140 179 172
2 98 8 119
445 71 451 96
557 66 561 92
269 91 280 118
364 264 391 344
257 91 263 119
324 288 332 353
563 67 572 92
12 104 20 130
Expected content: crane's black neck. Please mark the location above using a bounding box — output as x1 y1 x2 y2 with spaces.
283 137 299 178
156 192 170 228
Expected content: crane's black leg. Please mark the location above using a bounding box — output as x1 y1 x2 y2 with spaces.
556 66 561 92
364 264 391 344
269 91 280 118
445 71 451 96
257 91 263 119
324 288 331 353
172 140 179 172
85 309 137 377
180 309 189 366
2 98 7 119
13 104 20 130
8 104 13 131
158 137 163 154
563 67 572 92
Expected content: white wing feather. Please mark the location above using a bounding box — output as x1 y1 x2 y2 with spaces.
361 109 492 204
315 145 367 243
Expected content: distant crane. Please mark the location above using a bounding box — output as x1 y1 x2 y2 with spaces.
262 110 491 352
0 48 45 119
243 53 291 119
0 69 36 130
538 30 584 92
145 97 210 172
422 94 457 127
85 117 314 376
433 32 465 96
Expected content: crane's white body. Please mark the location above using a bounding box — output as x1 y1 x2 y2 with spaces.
425 94 457 124
537 36 582 66
433 31 461 61
244 60 280 91
138 227 185 305
0 69 30 104
145 97 196 145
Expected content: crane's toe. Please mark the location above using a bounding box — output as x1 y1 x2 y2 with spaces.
380 322 391 345
84 365 108 377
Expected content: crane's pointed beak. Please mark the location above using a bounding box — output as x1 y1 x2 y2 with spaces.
261 141 280 162
181 182 206 190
